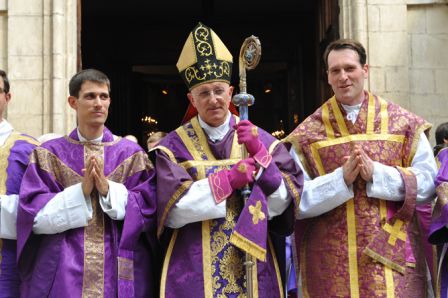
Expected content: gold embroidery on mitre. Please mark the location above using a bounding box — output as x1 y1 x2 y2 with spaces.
249 200 266 225
194 25 213 57
176 23 233 90
185 66 206 84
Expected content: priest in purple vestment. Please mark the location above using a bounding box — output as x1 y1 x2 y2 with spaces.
285 39 437 297
0 69 38 298
429 125 448 298
154 23 303 298
17 69 158 298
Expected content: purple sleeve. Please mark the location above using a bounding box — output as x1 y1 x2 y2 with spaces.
155 150 193 237
429 149 448 244
18 160 65 243
119 163 157 250
17 152 66 281
6 140 37 195
436 149 448 186
264 142 303 236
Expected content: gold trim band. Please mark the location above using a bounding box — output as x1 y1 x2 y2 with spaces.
160 230 178 298
347 199 360 298
157 181 193 237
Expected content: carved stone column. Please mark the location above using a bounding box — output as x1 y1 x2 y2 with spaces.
6 0 76 137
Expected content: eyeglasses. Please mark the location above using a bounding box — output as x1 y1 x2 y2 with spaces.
193 87 227 101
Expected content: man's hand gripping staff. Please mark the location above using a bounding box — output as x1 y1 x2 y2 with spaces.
235 120 272 169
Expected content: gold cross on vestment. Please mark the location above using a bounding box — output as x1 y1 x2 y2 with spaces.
382 219 406 246
249 200 266 225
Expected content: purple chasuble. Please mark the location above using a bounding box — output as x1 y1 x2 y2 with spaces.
285 92 435 297
0 132 37 298
17 127 158 298
429 148 448 298
155 115 303 298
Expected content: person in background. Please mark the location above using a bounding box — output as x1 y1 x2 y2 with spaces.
428 122 448 298
146 131 167 165
154 23 303 297
146 131 167 151
0 69 38 298
434 122 448 156
285 39 437 297
18 69 158 297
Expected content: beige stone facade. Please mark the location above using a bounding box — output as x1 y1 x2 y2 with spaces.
0 0 77 138
340 0 448 144
1 0 447 145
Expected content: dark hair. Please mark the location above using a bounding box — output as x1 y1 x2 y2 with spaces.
69 69 110 97
0 69 10 93
434 122 448 156
435 122 448 145
323 39 367 70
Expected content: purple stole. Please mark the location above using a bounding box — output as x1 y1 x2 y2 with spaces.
429 148 448 298
0 132 37 298
286 92 434 297
17 127 157 298
156 115 301 298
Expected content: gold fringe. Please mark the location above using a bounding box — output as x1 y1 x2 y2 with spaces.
230 231 266 262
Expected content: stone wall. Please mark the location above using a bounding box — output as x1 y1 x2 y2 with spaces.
0 0 7 70
340 0 448 145
1 0 76 138
408 2 448 144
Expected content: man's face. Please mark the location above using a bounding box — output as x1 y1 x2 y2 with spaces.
68 81 110 129
188 82 233 127
327 49 368 105
0 77 11 120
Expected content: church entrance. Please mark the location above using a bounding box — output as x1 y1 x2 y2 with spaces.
80 0 339 146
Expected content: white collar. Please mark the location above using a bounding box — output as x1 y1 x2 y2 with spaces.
341 102 362 112
198 112 231 142
0 120 14 146
341 103 362 124
77 128 103 143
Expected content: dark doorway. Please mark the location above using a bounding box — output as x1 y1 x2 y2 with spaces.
81 1 338 146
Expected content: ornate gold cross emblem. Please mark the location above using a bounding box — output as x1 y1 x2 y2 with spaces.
383 219 406 245
249 200 265 224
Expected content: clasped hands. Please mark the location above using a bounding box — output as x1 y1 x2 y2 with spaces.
343 144 374 186
81 156 109 197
